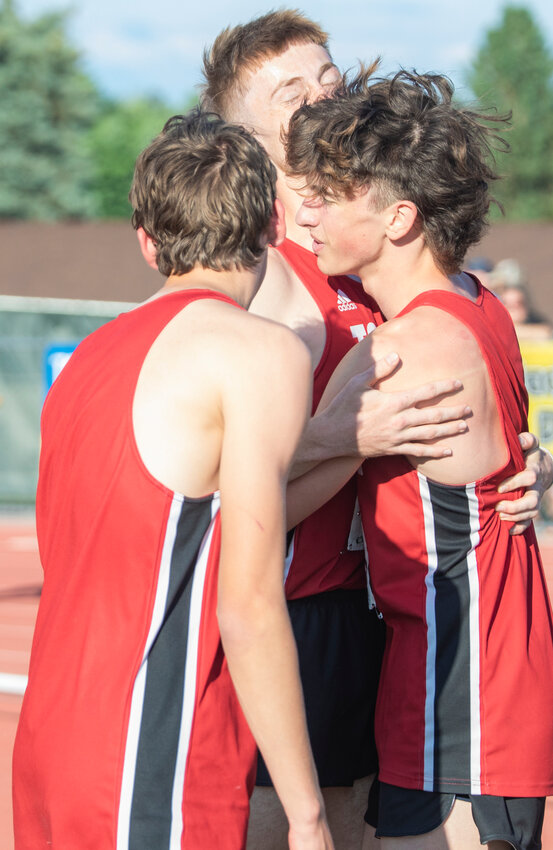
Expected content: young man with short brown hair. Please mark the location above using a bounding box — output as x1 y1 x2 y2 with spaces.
13 110 333 850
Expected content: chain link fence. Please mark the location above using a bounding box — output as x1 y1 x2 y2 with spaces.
0 295 134 505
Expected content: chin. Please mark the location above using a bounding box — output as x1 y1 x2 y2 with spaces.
316 257 343 276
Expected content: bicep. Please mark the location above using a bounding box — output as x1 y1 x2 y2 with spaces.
218 335 311 591
372 311 506 482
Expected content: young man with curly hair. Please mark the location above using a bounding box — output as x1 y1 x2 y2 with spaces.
287 67 553 850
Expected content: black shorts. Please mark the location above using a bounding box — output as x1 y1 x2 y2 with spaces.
365 781 545 850
256 588 386 788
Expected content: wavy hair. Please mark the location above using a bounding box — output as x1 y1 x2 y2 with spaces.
130 109 277 275
285 68 510 273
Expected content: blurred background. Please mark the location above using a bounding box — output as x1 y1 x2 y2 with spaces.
1 0 553 507
2 0 553 508
1 1 553 845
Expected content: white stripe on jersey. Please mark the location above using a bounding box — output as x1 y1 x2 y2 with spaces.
169 495 220 848
283 533 295 585
117 493 184 850
466 484 482 794
418 473 438 792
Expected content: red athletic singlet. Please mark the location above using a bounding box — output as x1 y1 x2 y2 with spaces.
13 291 256 850
277 239 384 599
359 282 553 796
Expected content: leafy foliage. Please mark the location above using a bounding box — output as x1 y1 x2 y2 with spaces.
0 2 197 220
0 1 101 218
88 95 197 219
467 5 553 220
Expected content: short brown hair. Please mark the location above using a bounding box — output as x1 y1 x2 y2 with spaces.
201 9 329 118
286 68 510 274
129 109 277 276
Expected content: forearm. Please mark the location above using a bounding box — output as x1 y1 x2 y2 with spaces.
219 591 323 829
287 455 361 528
291 375 470 479
290 409 357 479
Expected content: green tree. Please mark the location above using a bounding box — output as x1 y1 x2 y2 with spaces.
467 5 553 220
88 95 197 219
0 1 101 219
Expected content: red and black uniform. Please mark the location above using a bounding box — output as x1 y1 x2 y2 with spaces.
279 238 384 599
13 292 256 850
359 283 553 798
257 239 387 788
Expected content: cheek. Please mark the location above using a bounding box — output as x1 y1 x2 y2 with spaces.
327 222 361 256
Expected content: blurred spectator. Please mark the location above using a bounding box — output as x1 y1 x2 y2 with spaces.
465 256 496 290
490 258 552 340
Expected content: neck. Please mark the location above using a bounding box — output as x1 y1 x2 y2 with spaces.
359 246 452 319
276 170 314 250
154 262 264 310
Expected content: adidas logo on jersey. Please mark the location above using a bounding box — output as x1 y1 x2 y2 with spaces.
337 289 357 312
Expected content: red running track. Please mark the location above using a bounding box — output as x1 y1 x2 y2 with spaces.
1 517 553 849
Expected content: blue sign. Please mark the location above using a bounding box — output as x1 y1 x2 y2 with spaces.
43 343 79 395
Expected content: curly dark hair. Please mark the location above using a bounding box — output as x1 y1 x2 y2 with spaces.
285 67 510 274
129 109 277 276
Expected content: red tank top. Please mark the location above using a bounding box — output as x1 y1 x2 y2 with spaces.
14 291 256 850
276 239 384 598
359 282 553 796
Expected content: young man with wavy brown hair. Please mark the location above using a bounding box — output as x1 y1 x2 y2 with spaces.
287 67 553 850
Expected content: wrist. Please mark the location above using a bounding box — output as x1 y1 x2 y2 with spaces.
287 794 325 834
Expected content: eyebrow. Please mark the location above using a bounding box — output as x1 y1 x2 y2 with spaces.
270 62 339 99
318 62 340 81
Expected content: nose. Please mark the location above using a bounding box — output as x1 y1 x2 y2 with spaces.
306 81 328 104
296 199 320 229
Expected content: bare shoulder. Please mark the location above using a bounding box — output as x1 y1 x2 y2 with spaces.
369 305 483 391
133 297 311 497
208 299 310 368
373 304 507 484
182 299 312 401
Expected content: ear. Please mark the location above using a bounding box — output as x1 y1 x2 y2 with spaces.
385 200 418 243
136 227 158 270
267 198 287 248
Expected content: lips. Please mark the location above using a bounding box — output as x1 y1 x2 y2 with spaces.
311 237 324 255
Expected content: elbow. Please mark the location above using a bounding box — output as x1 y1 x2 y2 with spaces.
217 588 283 649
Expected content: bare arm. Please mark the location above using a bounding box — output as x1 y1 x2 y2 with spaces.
287 348 469 526
291 346 470 479
217 325 333 850
252 250 471 478
328 308 506 487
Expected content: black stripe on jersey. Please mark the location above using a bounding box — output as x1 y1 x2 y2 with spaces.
427 480 473 790
128 497 214 850
286 528 295 551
